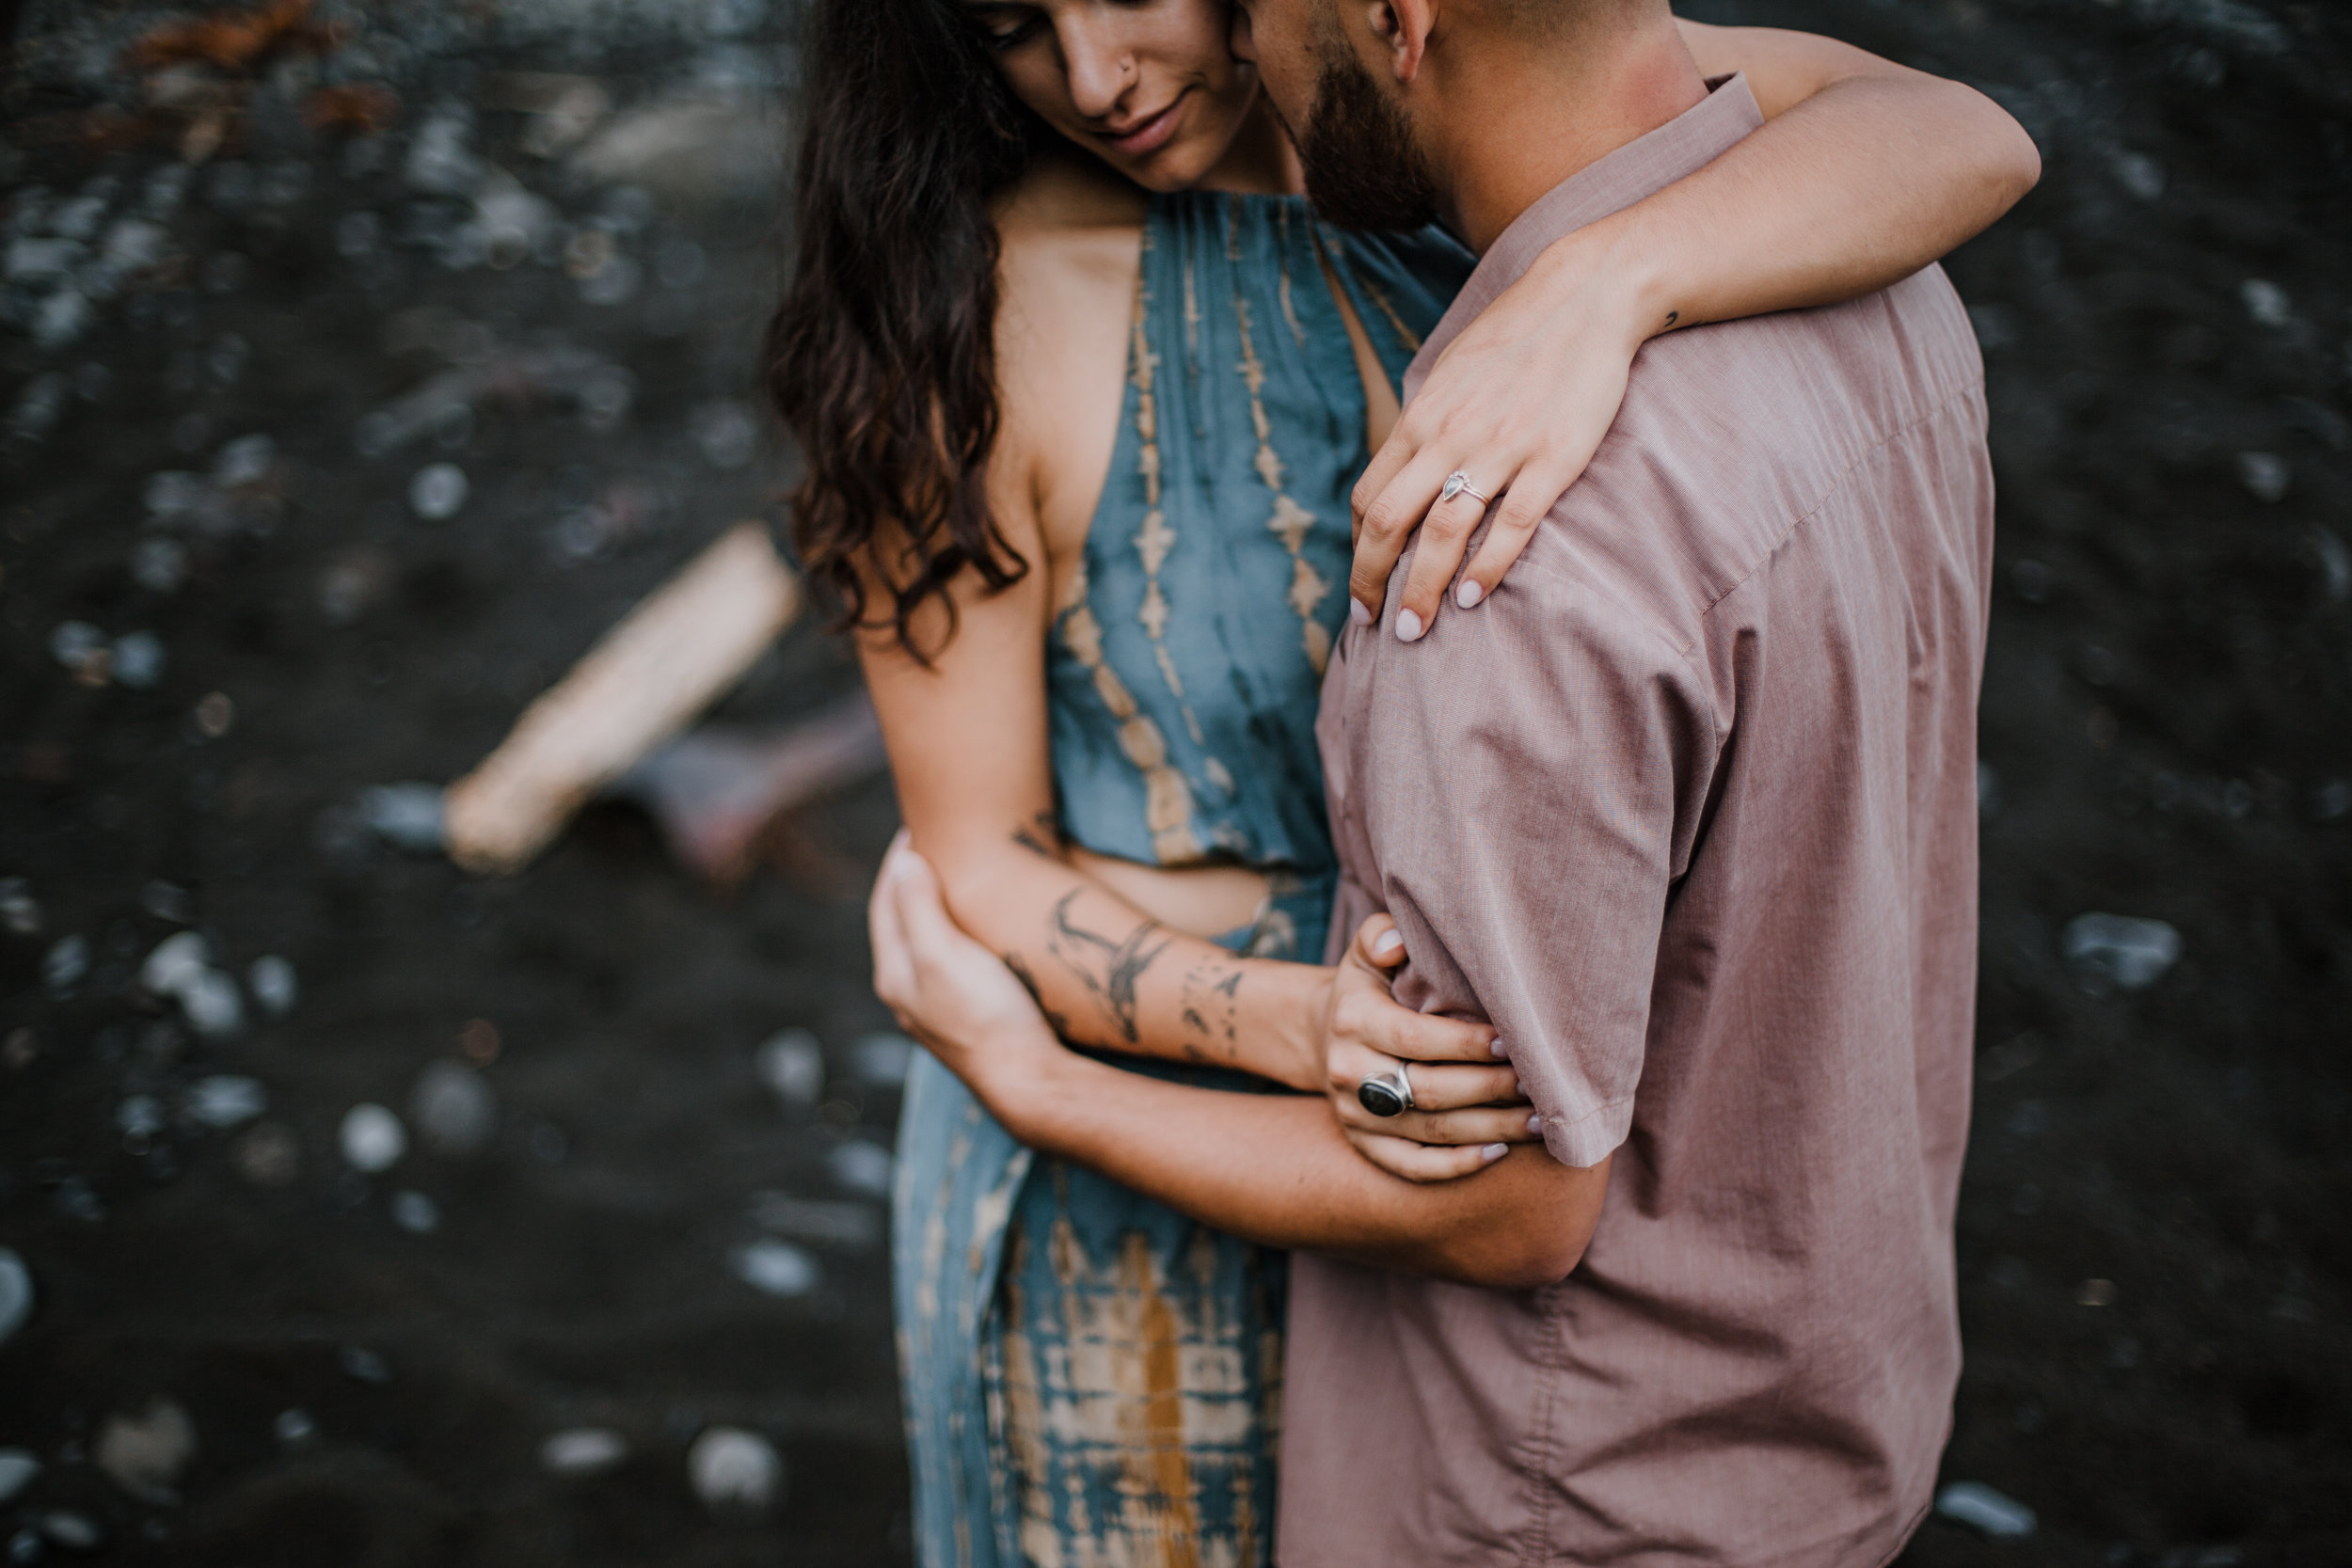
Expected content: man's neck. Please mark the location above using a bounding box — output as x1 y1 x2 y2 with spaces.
1421 21 1708 254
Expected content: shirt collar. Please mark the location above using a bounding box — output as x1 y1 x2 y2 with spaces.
1404 73 1766 403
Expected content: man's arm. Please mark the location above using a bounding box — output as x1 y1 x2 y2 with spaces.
1009 1048 1608 1290
868 837 1609 1290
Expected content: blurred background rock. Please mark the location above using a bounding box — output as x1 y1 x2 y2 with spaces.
0 0 2345 1563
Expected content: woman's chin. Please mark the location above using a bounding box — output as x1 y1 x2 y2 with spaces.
1054 112 1243 195
1117 149 1216 194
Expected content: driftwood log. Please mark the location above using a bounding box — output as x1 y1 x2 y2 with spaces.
442 521 801 873
611 696 886 886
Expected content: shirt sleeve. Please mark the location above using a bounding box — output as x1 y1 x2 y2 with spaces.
1333 562 1718 1168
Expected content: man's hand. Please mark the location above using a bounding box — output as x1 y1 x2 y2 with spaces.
868 830 1067 1124
878 836 1606 1285
1322 913 1543 1182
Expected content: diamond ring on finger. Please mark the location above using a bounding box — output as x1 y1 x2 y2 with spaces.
1438 470 1493 506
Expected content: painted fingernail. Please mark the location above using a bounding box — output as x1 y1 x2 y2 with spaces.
1488 1037 1509 1058
1349 598 1373 626
1527 1113 1543 1134
1512 1078 1524 1099
1395 609 1424 642
1482 1143 1509 1163
1371 928 1405 960
1455 578 1484 610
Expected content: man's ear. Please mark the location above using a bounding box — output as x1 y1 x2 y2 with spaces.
1230 0 1259 65
1366 0 1437 83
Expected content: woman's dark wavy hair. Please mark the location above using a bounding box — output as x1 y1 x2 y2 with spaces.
767 0 1046 658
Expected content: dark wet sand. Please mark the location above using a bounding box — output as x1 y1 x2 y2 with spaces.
1 0 2346 1561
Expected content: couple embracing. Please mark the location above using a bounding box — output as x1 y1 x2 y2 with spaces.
771 0 2031 1562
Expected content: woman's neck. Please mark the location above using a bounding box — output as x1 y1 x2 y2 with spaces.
1193 96 1305 198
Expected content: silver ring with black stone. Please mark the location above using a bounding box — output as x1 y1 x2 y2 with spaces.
1357 1066 1415 1118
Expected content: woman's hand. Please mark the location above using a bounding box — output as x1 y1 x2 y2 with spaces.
1347 234 1647 641
1321 913 1542 1182
869 831 1066 1119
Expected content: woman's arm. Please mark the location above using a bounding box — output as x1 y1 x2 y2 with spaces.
857 205 1444 1098
867 208 1533 1156
1348 20 2041 634
857 497 1330 1092
869 577 1534 1122
869 838 1605 1286
867 536 1517 1107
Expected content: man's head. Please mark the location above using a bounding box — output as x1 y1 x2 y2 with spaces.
1284 3 1442 230
1232 0 1684 239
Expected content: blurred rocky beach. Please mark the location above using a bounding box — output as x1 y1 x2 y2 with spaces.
0 0 2346 1562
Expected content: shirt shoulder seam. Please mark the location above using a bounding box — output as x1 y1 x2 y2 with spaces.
1490 369 1980 762
1579 374 1985 734
1689 376 1985 638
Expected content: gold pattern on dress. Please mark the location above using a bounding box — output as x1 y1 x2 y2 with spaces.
1229 204 1334 675
1239 871 1304 960
1274 205 1308 348
994 1192 1271 1568
1057 594 1200 864
1049 230 1207 864
1360 279 1420 353
1182 248 1202 367
1127 253 1216 763
1321 228 1422 355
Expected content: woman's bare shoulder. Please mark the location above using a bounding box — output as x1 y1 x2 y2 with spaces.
995 151 1149 242
993 158 1142 355
994 155 1148 302
989 155 1145 558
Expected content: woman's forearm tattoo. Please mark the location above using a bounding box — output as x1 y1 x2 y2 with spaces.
1010 810 1062 860
1177 958 1244 1062
1002 952 1073 1040
1043 890 1170 1044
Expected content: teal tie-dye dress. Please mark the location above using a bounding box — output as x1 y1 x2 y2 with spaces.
891 191 1473 1568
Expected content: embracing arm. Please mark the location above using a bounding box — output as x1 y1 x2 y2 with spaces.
1353 19 2040 629
1007 1045 1606 1288
860 185 1550 1111
856 533 1328 1091
1652 20 2040 330
869 837 1609 1287
848 182 1359 1089
864 569 1528 1119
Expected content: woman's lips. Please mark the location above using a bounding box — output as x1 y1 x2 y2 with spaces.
1099 92 1186 157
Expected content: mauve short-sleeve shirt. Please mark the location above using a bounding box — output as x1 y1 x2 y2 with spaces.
1283 77 1994 1566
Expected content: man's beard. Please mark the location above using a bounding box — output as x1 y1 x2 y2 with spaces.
1294 36 1441 232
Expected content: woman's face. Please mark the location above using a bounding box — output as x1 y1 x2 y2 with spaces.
963 0 1263 191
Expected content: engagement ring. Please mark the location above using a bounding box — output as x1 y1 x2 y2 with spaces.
1439 470 1493 506
1357 1066 1416 1118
